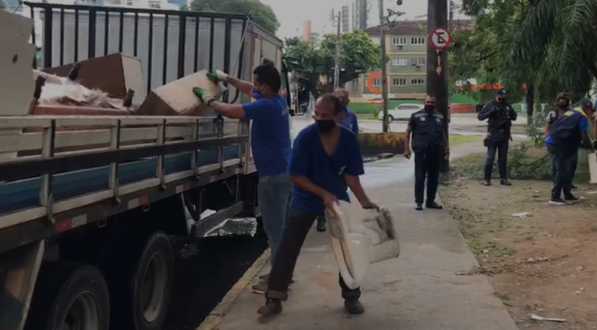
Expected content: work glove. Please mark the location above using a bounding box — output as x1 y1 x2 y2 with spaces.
206 69 228 83
192 87 216 105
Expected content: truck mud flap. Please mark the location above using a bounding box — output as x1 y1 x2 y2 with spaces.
0 240 44 330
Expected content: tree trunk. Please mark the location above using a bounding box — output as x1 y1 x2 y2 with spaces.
525 83 534 125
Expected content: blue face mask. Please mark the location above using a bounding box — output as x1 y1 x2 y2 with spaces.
252 87 262 100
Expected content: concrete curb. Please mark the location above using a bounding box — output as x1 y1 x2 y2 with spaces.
195 249 271 330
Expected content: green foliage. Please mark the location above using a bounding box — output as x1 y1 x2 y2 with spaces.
284 30 381 96
188 0 279 34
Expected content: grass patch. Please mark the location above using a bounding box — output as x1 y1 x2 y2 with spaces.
449 134 484 146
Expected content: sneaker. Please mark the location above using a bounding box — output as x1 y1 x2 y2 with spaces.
571 184 578 190
549 197 569 206
415 203 423 211
500 179 512 186
257 299 282 316
252 279 268 294
316 217 327 232
481 180 491 186
344 298 365 315
425 201 443 209
564 194 579 201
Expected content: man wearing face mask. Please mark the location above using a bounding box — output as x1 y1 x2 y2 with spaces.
312 88 360 233
544 92 594 205
257 94 377 316
404 94 449 211
477 89 517 186
194 64 293 294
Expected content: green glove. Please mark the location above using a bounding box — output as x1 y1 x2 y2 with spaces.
206 70 219 84
192 87 216 105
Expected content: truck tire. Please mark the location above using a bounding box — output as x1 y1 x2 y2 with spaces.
129 231 175 330
25 262 110 330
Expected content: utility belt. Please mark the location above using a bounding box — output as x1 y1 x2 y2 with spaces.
483 128 512 146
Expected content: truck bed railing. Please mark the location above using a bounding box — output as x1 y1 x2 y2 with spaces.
0 115 247 232
25 2 248 103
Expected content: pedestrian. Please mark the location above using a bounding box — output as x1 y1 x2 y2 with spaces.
403 94 449 211
544 93 594 205
477 89 517 186
193 65 293 294
257 94 377 316
312 88 360 232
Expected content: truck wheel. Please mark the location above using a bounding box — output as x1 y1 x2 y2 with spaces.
130 232 174 330
25 263 110 330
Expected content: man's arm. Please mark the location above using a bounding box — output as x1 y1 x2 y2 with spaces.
209 98 270 120
288 131 330 198
543 112 554 136
477 103 495 121
579 116 592 147
404 115 415 153
343 136 374 207
508 104 518 121
226 76 254 97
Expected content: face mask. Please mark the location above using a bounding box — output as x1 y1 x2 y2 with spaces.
316 120 336 134
557 102 569 109
497 98 505 103
425 105 434 111
252 87 263 99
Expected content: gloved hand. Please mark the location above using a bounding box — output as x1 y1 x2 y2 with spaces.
206 69 228 83
192 87 216 105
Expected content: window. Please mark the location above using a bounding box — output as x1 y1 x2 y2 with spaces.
126 0 133 5
410 37 425 45
392 37 407 45
373 78 382 86
392 58 408 66
410 78 425 85
392 78 407 86
148 1 161 8
410 57 425 66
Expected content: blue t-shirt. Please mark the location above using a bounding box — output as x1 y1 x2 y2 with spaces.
242 96 291 176
337 109 359 134
544 111 588 145
288 124 365 214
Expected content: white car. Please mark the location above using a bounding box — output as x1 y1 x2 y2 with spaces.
377 103 424 121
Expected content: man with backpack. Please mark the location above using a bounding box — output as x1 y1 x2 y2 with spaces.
545 93 594 205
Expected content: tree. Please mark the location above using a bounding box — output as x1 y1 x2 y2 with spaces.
188 0 279 35
284 30 381 97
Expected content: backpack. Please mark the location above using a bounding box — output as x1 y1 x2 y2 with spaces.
548 110 581 144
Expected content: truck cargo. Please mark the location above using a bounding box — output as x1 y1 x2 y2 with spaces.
0 3 300 330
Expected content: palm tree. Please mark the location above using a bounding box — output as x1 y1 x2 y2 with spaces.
509 0 597 96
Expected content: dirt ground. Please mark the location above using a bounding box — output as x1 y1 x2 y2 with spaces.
440 171 597 329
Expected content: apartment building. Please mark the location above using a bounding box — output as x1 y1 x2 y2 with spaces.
354 20 471 100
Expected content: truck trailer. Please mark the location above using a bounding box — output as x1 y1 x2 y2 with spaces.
0 3 296 330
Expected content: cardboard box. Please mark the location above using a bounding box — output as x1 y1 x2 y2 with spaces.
134 70 226 116
43 53 146 105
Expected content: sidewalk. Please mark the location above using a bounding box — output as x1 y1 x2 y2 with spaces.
209 144 518 330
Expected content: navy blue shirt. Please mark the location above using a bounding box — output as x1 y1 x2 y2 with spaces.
289 124 364 214
242 96 291 176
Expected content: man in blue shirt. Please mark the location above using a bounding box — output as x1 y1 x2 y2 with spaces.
312 88 361 233
257 94 377 316
545 93 593 205
194 64 293 293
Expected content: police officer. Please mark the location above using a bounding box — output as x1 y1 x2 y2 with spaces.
477 89 517 186
544 93 594 205
404 94 449 211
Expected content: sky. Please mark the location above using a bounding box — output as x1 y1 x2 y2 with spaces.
259 0 469 39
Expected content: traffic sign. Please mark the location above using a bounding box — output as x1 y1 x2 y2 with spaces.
430 28 451 50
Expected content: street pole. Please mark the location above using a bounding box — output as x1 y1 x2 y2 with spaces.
447 0 453 109
427 0 449 171
333 12 341 89
379 0 389 132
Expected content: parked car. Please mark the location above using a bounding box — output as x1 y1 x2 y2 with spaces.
377 103 424 121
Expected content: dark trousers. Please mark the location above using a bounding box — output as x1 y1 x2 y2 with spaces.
548 144 576 199
414 145 441 204
484 141 509 180
551 149 578 185
266 207 361 301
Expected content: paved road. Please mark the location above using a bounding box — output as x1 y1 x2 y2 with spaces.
212 143 519 330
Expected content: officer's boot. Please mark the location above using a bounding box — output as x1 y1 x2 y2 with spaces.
344 298 365 315
257 298 282 315
482 164 492 186
500 178 512 186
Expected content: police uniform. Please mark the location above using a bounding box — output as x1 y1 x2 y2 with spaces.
477 98 517 185
408 108 445 209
